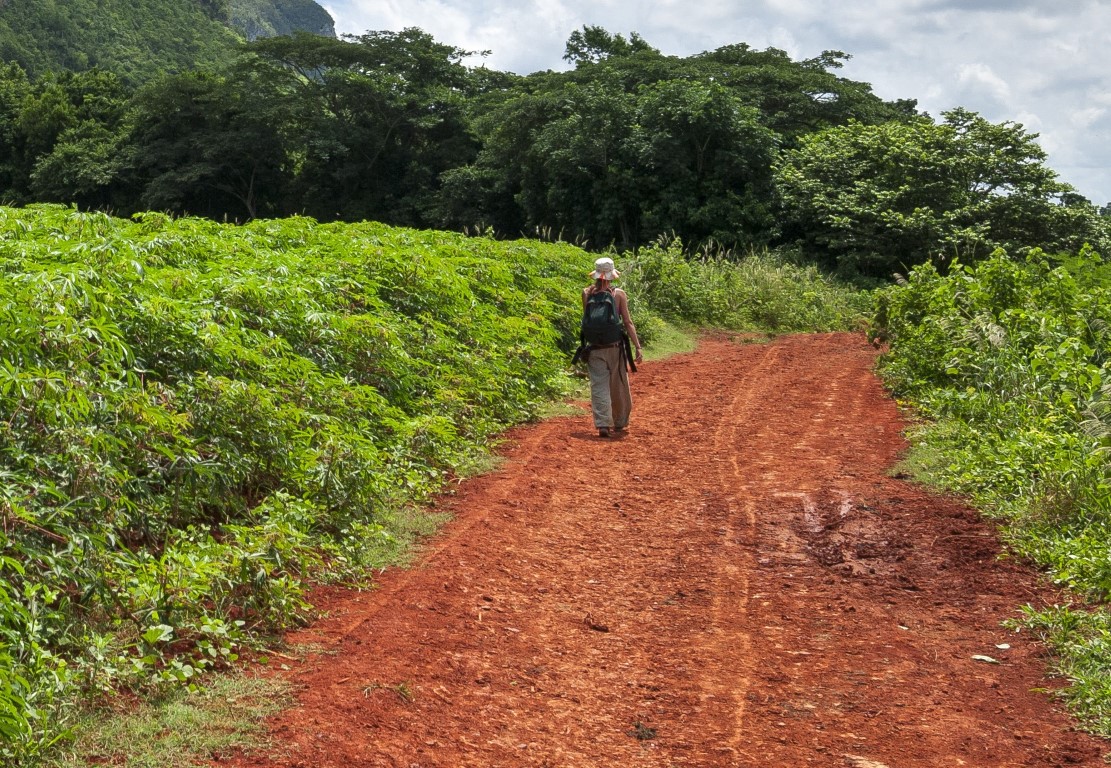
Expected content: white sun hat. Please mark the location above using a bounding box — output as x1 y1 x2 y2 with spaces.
590 257 620 280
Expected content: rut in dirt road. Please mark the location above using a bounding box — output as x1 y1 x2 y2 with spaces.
222 333 1106 768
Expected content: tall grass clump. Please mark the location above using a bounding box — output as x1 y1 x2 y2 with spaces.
874 246 1111 733
621 238 872 336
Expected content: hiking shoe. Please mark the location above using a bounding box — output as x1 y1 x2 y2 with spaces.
598 428 610 438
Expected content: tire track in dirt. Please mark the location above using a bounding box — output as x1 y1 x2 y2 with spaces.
220 333 1107 768
686 340 781 762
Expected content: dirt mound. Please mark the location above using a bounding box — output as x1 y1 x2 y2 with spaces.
219 334 1105 767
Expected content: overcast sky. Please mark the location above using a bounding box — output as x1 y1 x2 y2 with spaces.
322 0 1111 205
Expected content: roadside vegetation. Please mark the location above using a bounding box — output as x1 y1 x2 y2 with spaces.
873 248 1111 735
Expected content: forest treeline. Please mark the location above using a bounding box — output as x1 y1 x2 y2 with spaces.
2 25 1107 278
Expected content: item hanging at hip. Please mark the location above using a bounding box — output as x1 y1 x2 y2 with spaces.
621 333 637 373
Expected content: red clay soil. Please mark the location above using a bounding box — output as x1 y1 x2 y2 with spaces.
218 333 1107 767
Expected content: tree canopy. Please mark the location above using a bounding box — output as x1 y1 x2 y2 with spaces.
775 108 1108 276
434 28 916 251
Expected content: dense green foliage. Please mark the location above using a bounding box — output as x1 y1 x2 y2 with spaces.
0 25 927 253
439 33 918 253
777 109 1108 277
243 30 481 224
0 0 336 86
623 241 870 334
0 204 577 760
0 205 868 763
0 66 133 210
0 29 482 225
874 249 1111 732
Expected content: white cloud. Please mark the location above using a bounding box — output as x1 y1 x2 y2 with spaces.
957 63 1011 105
1072 107 1106 130
1013 111 1043 132
324 0 1111 203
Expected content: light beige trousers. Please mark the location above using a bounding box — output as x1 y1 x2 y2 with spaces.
587 345 632 429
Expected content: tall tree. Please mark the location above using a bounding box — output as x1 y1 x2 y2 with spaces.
521 81 640 247
563 26 657 66
26 69 130 210
694 44 918 143
441 27 906 252
0 63 34 201
775 108 1109 276
126 69 289 220
245 29 480 224
633 79 778 248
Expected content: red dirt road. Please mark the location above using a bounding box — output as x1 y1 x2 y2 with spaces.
222 334 1106 767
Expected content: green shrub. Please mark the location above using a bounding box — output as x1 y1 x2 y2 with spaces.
0 205 589 759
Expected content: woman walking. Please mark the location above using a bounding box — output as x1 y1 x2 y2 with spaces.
581 257 643 438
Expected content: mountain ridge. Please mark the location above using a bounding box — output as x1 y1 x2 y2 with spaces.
0 0 336 83
231 0 336 41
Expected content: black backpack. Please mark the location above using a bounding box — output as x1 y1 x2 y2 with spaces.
582 289 623 345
